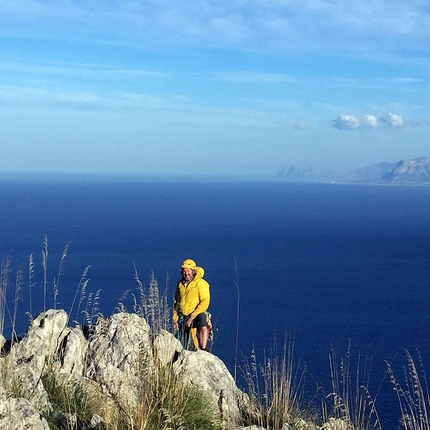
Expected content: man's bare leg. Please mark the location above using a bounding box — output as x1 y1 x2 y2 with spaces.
198 326 208 350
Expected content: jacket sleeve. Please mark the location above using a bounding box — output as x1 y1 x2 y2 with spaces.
189 279 210 319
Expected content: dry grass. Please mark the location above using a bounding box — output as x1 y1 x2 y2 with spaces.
324 342 382 430
0 253 12 339
242 334 310 430
127 362 221 430
132 262 170 334
387 349 430 430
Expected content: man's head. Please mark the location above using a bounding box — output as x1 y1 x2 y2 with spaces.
181 259 196 282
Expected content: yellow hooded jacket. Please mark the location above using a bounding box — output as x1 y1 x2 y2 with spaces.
173 266 210 322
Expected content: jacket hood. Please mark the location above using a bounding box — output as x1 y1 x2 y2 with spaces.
195 266 204 278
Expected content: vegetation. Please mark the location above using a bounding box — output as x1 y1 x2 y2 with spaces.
387 349 430 430
130 362 221 430
1 239 430 429
324 343 382 430
41 368 93 429
242 336 312 429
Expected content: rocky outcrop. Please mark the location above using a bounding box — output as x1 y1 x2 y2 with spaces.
381 156 430 183
0 309 252 429
85 312 154 410
342 161 397 181
172 348 251 427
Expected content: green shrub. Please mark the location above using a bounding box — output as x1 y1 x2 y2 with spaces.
41 367 93 429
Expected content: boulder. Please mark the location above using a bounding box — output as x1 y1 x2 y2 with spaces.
58 324 88 377
152 328 183 365
5 309 72 410
10 309 69 373
0 333 5 350
85 312 154 410
0 396 50 430
173 349 253 427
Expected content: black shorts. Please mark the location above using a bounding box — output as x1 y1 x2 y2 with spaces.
192 312 208 329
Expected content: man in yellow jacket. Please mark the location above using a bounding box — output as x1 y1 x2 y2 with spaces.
173 259 210 351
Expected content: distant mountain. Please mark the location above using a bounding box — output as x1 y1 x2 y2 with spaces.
342 162 398 181
381 156 430 183
277 156 430 184
276 165 339 181
277 165 316 179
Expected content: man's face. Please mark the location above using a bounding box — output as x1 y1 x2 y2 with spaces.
182 268 194 282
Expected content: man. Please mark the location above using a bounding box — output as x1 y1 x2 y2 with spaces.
173 258 211 351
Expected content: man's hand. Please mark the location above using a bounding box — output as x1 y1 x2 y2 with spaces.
173 321 179 331
185 317 194 328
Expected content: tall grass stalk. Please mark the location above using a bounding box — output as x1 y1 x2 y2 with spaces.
242 334 307 429
387 349 430 430
133 263 170 334
53 242 70 310
11 263 24 340
27 252 35 323
42 234 48 312
83 289 103 326
325 342 382 430
0 253 12 336
68 265 91 325
2 238 100 340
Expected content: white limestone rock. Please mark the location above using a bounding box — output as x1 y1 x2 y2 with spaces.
85 312 154 410
152 328 183 365
173 349 252 428
10 309 69 373
58 324 88 377
0 396 50 430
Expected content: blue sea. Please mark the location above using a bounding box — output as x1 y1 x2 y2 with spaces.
2 173 430 428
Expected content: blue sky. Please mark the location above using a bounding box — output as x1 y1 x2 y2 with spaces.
1 0 430 176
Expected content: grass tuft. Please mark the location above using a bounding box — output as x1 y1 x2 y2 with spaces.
132 262 170 334
387 349 430 430
242 334 309 429
42 234 48 313
130 361 221 430
324 342 382 430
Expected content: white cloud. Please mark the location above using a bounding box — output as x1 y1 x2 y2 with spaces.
361 114 378 128
332 112 430 130
332 114 363 130
379 112 404 127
